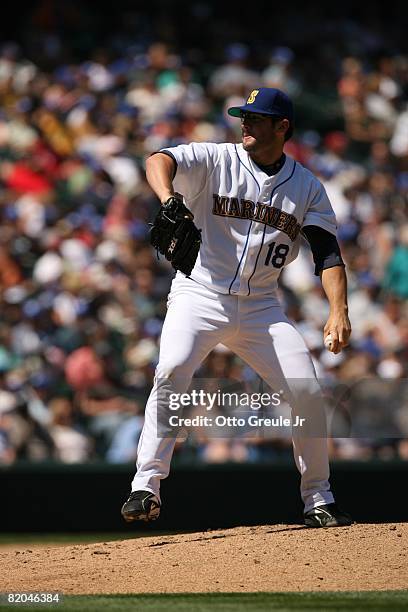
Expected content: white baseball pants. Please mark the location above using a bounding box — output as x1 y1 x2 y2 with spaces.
131 275 334 512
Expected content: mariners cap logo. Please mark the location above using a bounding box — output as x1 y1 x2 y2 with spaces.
246 90 259 104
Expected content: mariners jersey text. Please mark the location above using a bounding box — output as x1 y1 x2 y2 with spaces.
212 194 301 241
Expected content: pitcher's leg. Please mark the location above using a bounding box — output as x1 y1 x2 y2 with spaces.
228 307 334 512
131 279 234 500
131 373 190 500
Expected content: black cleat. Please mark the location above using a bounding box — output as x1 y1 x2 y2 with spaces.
304 503 353 528
121 490 161 523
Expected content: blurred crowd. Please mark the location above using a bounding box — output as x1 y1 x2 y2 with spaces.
0 2 407 465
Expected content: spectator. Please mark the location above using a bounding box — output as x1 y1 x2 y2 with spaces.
382 224 408 299
49 397 92 463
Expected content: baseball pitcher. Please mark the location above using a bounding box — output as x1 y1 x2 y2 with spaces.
121 87 352 528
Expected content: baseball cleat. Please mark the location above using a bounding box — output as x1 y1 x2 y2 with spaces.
121 490 161 523
304 503 353 528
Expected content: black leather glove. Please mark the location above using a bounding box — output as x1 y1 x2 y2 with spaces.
150 195 202 277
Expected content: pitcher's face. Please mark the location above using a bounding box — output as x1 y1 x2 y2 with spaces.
241 112 288 156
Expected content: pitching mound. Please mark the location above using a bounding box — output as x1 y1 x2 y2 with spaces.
1 523 407 594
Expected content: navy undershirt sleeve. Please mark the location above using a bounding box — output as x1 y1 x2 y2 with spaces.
302 225 345 276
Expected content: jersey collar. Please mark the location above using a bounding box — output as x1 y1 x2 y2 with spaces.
239 145 292 183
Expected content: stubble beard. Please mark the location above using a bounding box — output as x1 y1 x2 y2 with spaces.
242 135 257 152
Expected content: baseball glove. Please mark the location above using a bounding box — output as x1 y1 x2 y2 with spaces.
150 195 202 277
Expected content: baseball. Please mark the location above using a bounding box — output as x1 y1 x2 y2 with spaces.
324 334 334 351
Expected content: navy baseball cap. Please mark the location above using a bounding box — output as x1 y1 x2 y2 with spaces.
228 87 294 121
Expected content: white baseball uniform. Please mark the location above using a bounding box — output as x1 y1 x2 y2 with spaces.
131 142 338 512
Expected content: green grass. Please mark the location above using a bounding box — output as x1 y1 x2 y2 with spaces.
1 592 408 612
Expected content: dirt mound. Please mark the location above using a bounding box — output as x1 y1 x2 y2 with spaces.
1 523 407 594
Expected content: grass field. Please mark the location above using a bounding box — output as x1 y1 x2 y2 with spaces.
1 592 408 611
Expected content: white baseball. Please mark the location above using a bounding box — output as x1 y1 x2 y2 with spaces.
324 334 334 351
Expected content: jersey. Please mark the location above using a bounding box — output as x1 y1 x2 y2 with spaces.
161 142 338 297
